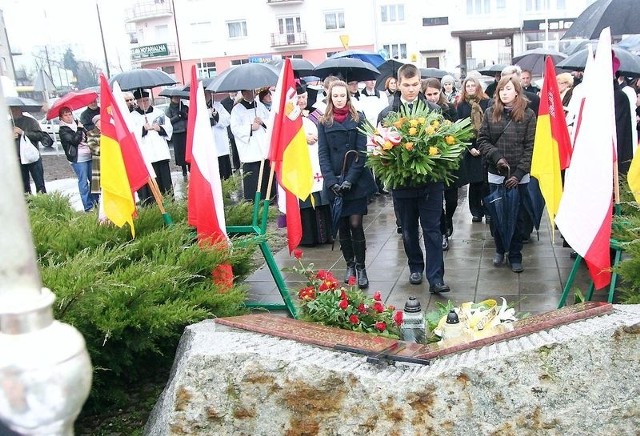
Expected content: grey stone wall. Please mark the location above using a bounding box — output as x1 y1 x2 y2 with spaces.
145 305 640 435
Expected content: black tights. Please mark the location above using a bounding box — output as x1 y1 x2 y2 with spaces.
338 214 365 241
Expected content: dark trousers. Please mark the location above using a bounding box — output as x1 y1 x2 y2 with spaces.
468 181 486 218
242 160 275 202
393 183 445 285
137 159 173 205
21 158 46 194
218 154 232 180
489 183 527 263
440 186 458 235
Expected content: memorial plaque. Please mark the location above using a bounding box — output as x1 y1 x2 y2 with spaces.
215 302 613 362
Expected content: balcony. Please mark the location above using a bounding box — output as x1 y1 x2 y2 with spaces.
130 42 178 65
125 1 173 23
267 0 304 4
270 32 307 48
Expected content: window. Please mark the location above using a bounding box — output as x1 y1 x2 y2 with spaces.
380 4 404 23
325 11 345 30
382 43 407 59
227 20 247 39
155 24 169 41
496 0 506 9
526 0 549 12
231 59 249 66
161 66 175 75
198 62 216 78
278 16 301 34
466 0 491 14
191 22 213 44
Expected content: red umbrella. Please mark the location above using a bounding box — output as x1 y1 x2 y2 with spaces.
46 89 98 120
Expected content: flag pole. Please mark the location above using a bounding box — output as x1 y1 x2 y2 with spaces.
265 163 276 201
613 163 620 204
147 176 174 225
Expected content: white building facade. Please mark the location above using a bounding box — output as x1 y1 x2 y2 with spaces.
124 0 596 83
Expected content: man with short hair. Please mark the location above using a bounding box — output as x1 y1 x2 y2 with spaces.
123 91 136 112
80 98 100 131
377 64 450 294
521 69 540 94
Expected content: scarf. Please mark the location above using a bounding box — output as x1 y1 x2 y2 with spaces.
468 97 484 134
59 119 78 132
333 106 350 123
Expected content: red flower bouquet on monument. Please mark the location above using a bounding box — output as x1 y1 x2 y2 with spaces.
287 249 402 338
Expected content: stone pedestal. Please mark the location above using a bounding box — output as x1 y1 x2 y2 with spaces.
145 305 640 435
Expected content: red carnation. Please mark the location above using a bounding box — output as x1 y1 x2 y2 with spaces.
357 303 366 313
316 269 329 280
292 248 303 259
349 314 360 325
375 321 387 332
373 291 382 301
339 299 349 310
340 289 348 300
373 301 385 313
393 311 404 326
348 275 357 286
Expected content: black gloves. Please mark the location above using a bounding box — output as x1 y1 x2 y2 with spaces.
331 184 342 196
339 180 352 192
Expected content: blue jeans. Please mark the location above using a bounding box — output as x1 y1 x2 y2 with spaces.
71 160 97 211
392 182 445 286
21 158 46 194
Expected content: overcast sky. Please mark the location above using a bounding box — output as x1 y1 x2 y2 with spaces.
1 0 131 76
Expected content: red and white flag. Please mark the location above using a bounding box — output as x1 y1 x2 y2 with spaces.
185 65 233 289
555 28 615 290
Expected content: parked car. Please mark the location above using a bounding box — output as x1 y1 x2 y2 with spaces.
38 117 60 147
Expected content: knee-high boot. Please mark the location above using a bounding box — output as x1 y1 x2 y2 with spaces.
353 239 369 289
340 238 356 284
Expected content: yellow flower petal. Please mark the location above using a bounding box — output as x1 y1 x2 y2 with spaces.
429 146 439 156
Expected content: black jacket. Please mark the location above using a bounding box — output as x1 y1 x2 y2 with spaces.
165 102 189 134
13 115 50 158
80 107 100 132
59 124 87 163
377 92 439 125
477 106 536 182
317 112 376 201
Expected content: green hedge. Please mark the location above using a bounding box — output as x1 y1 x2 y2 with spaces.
27 180 259 408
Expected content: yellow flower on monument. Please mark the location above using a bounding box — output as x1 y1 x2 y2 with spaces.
405 142 415 151
409 119 419 127
408 127 417 135
445 135 456 145
429 146 439 156
426 125 436 135
383 140 394 150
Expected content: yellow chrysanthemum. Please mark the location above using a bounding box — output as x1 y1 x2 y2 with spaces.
429 146 439 156
417 117 426 124
408 127 417 135
431 120 440 128
426 125 436 135
409 119 419 127
405 142 414 151
445 135 456 145
383 140 394 150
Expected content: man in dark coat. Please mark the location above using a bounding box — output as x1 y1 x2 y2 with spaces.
10 107 50 194
613 79 633 175
220 92 240 172
80 98 100 132
377 63 450 294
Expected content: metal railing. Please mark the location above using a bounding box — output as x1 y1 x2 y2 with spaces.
125 1 173 22
270 31 307 47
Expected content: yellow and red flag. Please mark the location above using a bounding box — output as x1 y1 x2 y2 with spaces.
99 74 150 237
267 58 314 253
531 56 573 237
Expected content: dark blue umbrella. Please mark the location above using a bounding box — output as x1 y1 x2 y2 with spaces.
523 177 545 238
330 150 359 249
484 184 520 250
329 50 386 68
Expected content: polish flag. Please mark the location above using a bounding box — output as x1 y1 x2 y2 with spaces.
555 28 615 290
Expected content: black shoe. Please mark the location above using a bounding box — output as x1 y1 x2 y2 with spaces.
356 267 369 289
396 226 402 234
472 216 482 223
430 282 451 294
510 262 524 273
409 272 423 285
492 252 505 267
442 235 449 251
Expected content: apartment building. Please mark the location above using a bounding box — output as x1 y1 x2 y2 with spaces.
125 0 595 84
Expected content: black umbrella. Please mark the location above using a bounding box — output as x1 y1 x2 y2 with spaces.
330 150 359 249
268 58 315 77
158 86 190 99
314 58 380 82
206 63 280 93
512 48 567 76
557 46 640 77
477 64 508 76
561 0 640 40
5 96 42 112
484 184 520 250
420 67 450 79
181 77 218 92
375 59 405 90
109 69 177 91
523 177 545 239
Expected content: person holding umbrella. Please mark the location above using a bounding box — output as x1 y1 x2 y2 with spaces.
165 95 189 181
204 89 233 180
10 106 50 194
477 75 536 273
130 89 174 205
318 80 376 289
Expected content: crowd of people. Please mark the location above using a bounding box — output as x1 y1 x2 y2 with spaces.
10 58 640 296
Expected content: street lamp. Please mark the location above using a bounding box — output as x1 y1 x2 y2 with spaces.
0 85 92 432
